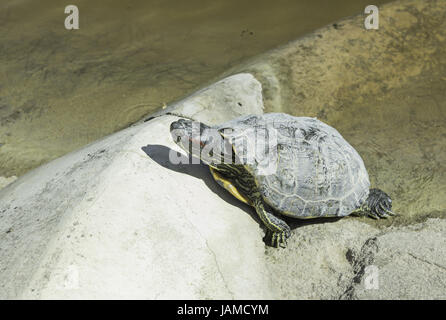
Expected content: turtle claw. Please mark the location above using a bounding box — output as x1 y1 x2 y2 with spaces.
367 207 395 220
379 204 393 218
368 212 380 220
266 229 290 248
376 209 388 219
376 203 397 219
367 208 389 219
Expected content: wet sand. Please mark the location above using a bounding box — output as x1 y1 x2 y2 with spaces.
0 0 391 177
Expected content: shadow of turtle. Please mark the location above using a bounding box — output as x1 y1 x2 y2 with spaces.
284 216 343 230
141 144 343 234
141 144 260 225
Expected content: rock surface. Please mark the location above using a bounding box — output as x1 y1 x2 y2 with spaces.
352 219 446 299
1 0 445 299
0 176 17 190
0 75 271 299
266 218 446 299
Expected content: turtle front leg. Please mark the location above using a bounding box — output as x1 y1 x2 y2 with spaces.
252 198 291 248
211 164 291 247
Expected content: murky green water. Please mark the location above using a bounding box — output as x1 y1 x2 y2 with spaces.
0 0 391 177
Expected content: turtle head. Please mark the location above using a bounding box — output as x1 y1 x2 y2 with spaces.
170 118 232 166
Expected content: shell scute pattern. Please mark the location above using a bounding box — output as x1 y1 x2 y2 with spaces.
217 113 370 218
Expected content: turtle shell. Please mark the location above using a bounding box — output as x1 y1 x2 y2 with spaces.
216 113 370 218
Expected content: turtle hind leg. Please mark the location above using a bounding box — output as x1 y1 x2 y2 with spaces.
361 188 396 219
253 198 291 248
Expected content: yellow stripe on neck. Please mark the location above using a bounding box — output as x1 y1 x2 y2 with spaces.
209 167 251 205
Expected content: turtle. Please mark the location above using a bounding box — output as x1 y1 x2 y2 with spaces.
170 113 394 248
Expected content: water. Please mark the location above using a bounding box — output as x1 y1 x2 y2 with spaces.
0 0 391 177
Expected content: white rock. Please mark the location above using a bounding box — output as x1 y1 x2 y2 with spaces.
0 176 17 190
0 75 271 299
